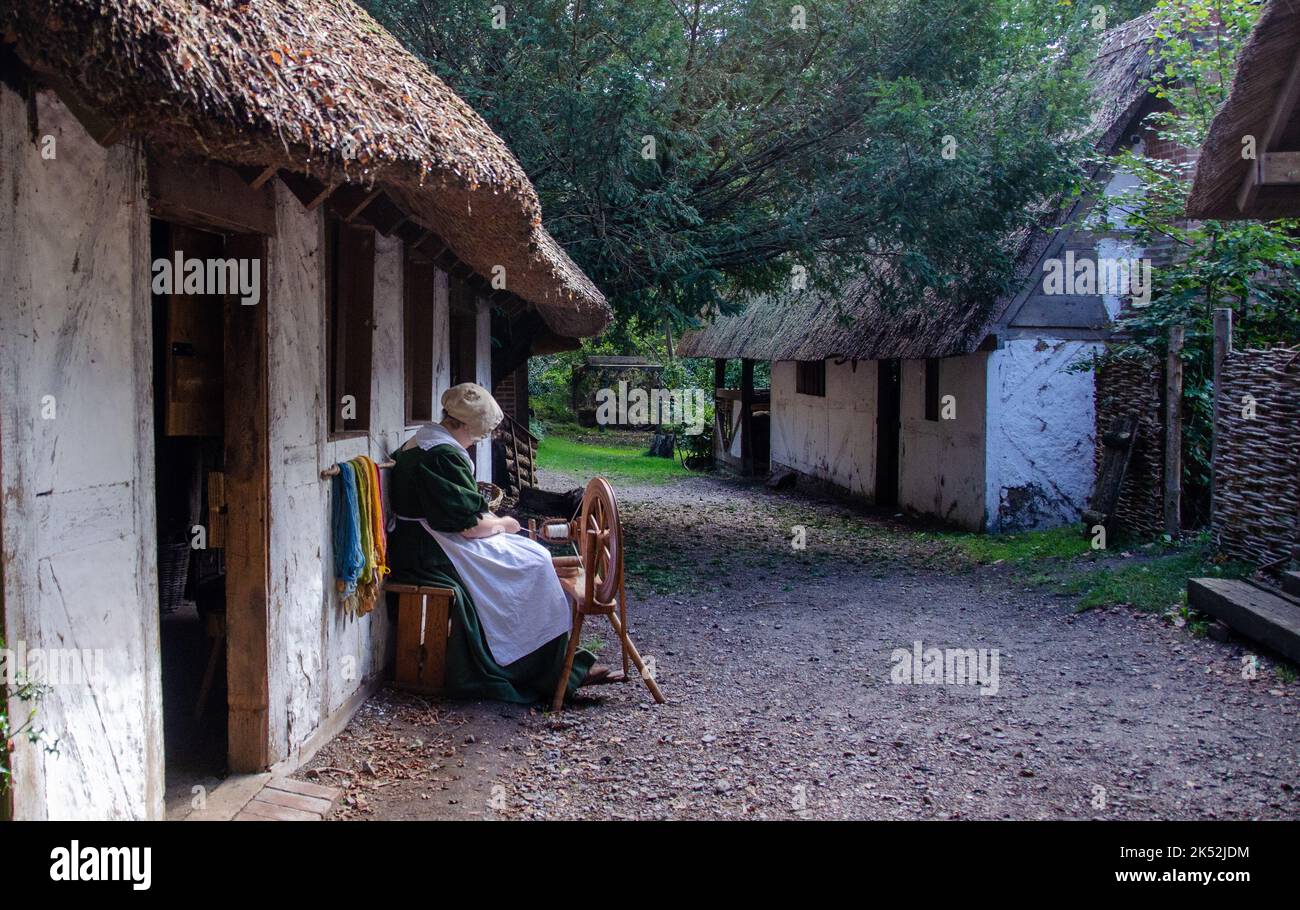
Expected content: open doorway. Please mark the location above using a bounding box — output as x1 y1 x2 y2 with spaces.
875 359 901 507
151 216 270 813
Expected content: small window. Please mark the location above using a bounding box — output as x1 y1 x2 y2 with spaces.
328 218 375 435
796 360 826 397
924 358 941 421
404 253 436 424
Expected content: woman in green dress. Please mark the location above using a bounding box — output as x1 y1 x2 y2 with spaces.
386 383 604 703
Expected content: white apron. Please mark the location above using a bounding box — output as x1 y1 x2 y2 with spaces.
399 425 572 666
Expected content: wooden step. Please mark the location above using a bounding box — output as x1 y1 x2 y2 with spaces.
1188 577 1300 664
1282 571 1300 598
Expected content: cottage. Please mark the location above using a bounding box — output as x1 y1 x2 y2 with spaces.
0 0 609 819
677 15 1167 533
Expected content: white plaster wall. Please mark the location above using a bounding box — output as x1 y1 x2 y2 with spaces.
266 189 410 762
984 338 1099 532
897 355 988 530
0 87 162 819
474 297 493 480
769 359 876 497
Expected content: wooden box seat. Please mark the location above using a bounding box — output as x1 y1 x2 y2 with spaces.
388 583 455 694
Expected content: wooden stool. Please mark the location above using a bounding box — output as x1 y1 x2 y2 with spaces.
388 584 455 694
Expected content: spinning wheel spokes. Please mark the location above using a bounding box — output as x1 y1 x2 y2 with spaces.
579 477 621 607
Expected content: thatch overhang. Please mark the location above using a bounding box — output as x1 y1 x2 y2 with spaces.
1186 0 1300 220
0 0 610 340
677 14 1160 363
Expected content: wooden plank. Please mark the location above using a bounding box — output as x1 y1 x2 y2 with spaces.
1009 294 1110 329
1259 151 1300 185
163 225 225 436
1282 571 1300 599
1083 414 1139 533
1164 324 1184 537
394 592 427 691
1238 50 1300 213
223 233 271 773
1188 578 1300 664
423 589 451 690
207 471 226 549
149 155 276 235
254 786 333 815
266 777 340 801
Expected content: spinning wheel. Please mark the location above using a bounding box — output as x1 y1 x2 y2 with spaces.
551 477 666 711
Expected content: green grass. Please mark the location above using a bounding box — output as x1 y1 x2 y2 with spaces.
945 525 1095 565
1062 547 1252 613
536 434 692 485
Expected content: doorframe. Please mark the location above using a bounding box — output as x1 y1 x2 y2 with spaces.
149 155 274 773
222 232 271 772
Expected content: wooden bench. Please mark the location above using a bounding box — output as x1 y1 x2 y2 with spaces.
387 583 456 693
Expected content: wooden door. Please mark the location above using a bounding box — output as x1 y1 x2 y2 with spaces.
163 226 225 436
876 359 901 507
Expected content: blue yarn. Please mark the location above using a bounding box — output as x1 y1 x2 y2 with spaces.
331 461 365 596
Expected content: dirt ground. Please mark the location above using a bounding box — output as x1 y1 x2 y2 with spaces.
300 466 1300 820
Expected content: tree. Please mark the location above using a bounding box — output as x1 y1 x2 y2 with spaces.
363 0 1103 327
1092 0 1300 521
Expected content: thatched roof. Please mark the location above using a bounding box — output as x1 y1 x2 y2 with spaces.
0 0 610 339
677 14 1159 362
1186 0 1300 219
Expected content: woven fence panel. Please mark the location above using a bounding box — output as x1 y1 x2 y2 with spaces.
1096 355 1165 536
1213 346 1300 566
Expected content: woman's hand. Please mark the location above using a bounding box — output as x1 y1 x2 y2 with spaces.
460 514 521 539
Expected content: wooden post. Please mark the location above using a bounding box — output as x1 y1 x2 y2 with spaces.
1164 324 1184 538
740 358 755 475
223 233 271 773
713 358 727 394
1211 308 1234 531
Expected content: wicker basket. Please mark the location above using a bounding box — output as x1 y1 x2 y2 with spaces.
158 535 191 614
478 481 505 510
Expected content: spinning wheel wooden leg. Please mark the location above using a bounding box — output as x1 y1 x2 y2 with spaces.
619 584 630 680
608 610 665 704
551 612 585 712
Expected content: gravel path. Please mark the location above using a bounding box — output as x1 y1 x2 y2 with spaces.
303 468 1300 820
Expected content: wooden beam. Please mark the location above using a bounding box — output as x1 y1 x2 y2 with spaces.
355 192 408 236
233 165 279 190
740 358 755 475
1164 324 1184 538
327 185 382 222
1258 151 1300 185
1188 578 1300 665
223 233 271 772
1237 50 1300 213
149 154 276 235
277 170 333 211
1210 308 1233 526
